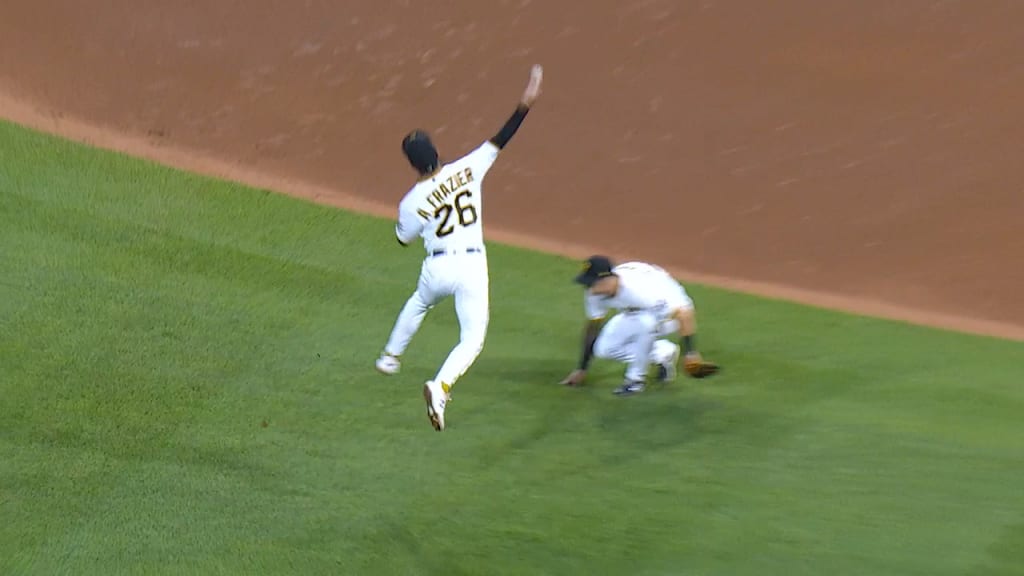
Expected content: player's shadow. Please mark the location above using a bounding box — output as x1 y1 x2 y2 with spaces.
590 393 719 464
474 354 721 474
478 355 580 387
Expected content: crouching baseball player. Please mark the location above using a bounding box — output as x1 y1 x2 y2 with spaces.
559 256 720 395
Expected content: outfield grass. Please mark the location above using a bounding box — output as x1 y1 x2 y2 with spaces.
1 119 1023 576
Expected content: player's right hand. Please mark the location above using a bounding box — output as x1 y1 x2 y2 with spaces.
560 368 586 387
522 64 543 107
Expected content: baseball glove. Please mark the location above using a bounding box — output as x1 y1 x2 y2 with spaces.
684 354 720 379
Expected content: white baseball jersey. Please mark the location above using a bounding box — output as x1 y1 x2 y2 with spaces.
585 262 694 322
395 141 501 254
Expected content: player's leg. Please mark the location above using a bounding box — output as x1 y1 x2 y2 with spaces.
376 266 441 374
648 316 682 382
377 289 431 372
432 263 489 392
650 338 681 382
592 312 665 394
594 314 677 368
424 257 489 431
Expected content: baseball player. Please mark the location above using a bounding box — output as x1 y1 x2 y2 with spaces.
375 64 544 431
559 255 721 395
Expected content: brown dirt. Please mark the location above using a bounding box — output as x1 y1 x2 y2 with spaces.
1 0 1022 341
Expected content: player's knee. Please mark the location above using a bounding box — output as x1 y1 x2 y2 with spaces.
460 326 487 354
411 290 433 310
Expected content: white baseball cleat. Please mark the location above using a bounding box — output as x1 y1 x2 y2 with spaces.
423 380 448 431
656 342 681 383
375 353 401 375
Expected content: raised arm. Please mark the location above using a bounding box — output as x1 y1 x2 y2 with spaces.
488 64 543 150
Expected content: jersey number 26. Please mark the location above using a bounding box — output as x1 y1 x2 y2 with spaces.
435 190 478 237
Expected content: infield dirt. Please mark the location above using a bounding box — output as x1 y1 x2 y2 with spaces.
2 0 1022 339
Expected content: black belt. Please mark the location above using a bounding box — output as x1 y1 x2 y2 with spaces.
430 247 482 257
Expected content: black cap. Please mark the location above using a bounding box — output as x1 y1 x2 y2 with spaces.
402 129 439 174
574 255 615 287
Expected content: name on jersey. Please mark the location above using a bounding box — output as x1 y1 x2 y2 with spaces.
416 168 475 219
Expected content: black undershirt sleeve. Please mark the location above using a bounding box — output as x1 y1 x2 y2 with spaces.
489 104 530 149
681 334 695 355
578 320 602 370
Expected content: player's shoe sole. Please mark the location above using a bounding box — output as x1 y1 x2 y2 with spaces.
423 381 447 431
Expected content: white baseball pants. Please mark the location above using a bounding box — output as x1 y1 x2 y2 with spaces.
593 311 680 382
382 249 489 388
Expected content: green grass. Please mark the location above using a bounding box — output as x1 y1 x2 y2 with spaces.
1 119 1023 576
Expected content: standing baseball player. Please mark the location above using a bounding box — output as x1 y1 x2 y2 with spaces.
375 64 544 431
559 255 721 395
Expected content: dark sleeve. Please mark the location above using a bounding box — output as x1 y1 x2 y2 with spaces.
488 104 531 149
578 320 603 370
